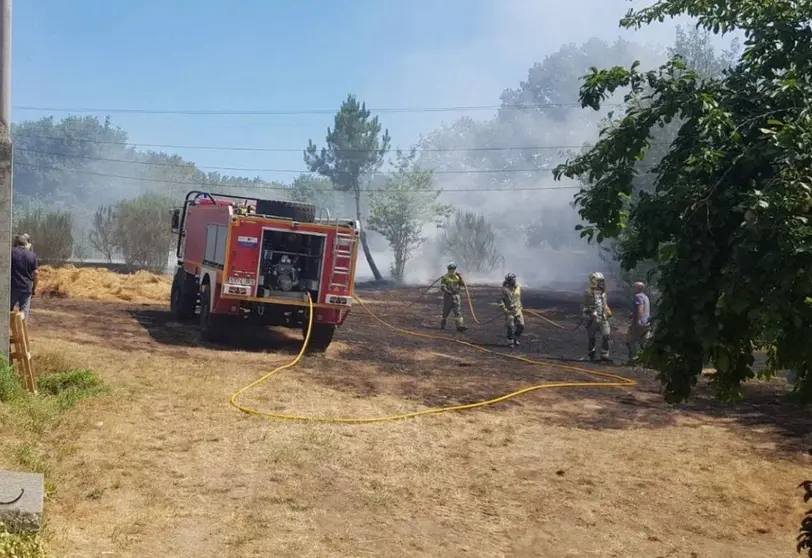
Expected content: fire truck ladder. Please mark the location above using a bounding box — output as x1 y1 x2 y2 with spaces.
329 232 356 290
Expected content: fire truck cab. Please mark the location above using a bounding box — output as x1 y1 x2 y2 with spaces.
169 190 360 352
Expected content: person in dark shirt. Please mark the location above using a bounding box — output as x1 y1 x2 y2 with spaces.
10 234 39 319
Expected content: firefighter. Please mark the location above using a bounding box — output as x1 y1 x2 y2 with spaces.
439 262 467 332
498 272 524 347
582 271 613 361
626 281 651 365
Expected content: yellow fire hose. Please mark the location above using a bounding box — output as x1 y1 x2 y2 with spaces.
229 286 637 424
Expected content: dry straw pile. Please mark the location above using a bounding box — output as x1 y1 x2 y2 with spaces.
37 265 171 303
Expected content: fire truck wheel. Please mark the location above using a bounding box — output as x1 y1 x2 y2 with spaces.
198 287 223 342
170 272 197 321
304 323 335 353
255 199 316 222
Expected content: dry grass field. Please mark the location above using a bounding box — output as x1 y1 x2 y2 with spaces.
2 268 810 557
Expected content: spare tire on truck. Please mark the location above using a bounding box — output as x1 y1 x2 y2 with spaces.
256 199 317 222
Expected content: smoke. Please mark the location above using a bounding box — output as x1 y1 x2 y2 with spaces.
350 0 688 288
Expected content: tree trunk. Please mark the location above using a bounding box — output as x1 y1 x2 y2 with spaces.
353 185 383 281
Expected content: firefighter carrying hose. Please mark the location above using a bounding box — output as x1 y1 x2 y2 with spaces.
439 262 468 332
498 272 524 347
582 271 613 361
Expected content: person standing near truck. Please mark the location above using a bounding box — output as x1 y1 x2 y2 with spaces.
10 234 39 320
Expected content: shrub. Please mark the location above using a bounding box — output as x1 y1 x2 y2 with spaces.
88 205 117 262
113 194 174 273
14 208 73 264
439 210 503 273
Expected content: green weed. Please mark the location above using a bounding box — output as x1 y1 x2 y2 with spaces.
0 523 46 558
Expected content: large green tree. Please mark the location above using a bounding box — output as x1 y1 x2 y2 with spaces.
554 0 812 402
304 94 391 280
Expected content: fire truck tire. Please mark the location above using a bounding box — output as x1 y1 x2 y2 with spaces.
170 272 197 321
198 284 223 342
256 199 317 222
304 323 335 353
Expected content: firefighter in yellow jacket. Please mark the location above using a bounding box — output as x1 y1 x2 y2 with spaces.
582 271 613 361
439 262 468 332
498 273 524 347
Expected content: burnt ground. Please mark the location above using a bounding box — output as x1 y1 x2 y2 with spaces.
31 285 811 456
15 284 812 557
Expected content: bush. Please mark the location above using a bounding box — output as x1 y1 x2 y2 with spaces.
113 194 174 273
439 210 503 273
88 205 117 263
14 208 73 264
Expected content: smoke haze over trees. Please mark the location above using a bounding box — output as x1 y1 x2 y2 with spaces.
10 25 738 284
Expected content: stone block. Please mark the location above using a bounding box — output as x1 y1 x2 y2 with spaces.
0 470 44 532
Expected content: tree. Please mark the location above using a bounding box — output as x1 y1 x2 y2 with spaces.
440 210 503 273
304 94 391 280
368 150 449 282
597 25 741 292
554 0 812 403
288 174 337 215
113 194 174 273
88 205 118 262
14 208 74 264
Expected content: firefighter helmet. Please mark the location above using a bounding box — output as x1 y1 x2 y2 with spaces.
504 273 517 287
447 262 457 270
589 271 606 289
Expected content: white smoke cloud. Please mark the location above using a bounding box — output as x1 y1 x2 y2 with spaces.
351 0 694 287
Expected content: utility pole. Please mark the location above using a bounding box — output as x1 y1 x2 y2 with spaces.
0 0 11 360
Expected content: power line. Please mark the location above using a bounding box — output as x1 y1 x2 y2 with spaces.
11 132 607 153
12 102 625 116
11 132 673 155
12 147 589 174
13 161 587 192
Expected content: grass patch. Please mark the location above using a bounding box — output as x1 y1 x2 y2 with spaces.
0 365 105 436
0 354 105 556
31 351 80 379
0 523 46 558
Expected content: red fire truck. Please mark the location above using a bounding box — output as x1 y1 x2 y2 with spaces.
169 190 360 351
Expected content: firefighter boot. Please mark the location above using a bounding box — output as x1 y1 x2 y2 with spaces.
456 324 468 333
440 318 447 330
513 324 524 347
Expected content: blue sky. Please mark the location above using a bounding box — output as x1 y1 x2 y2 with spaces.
13 0 685 184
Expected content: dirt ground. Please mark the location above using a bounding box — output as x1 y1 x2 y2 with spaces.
5 284 811 557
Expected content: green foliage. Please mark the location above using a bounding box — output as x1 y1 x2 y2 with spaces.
0 354 103 449
368 151 449 282
13 209 73 264
439 210 503 273
799 480 812 557
289 174 337 215
88 205 117 262
554 0 812 402
37 369 104 405
596 25 741 289
113 194 174 273
11 115 131 207
0 523 46 558
305 94 392 280
0 358 24 404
